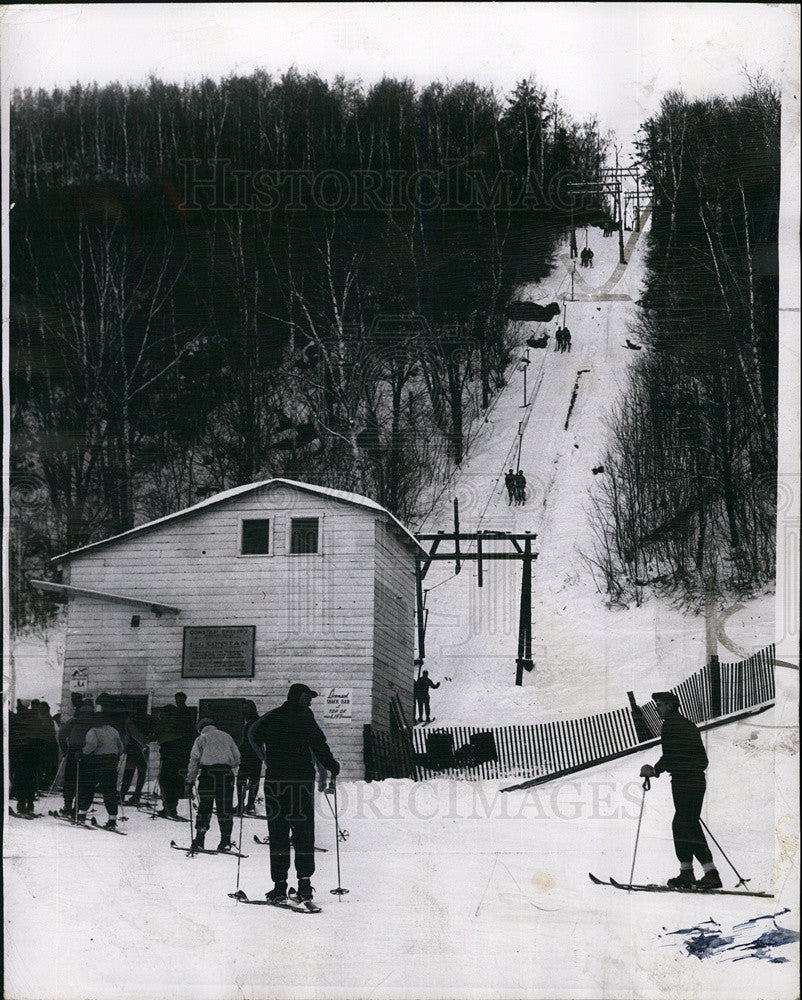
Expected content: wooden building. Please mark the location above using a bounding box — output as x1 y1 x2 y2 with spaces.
38 479 424 778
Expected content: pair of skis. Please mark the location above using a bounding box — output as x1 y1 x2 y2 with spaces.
589 873 771 898
170 839 248 859
9 809 45 820
252 834 328 852
413 718 436 727
228 888 321 913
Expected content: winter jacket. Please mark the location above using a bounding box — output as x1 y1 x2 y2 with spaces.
654 713 708 776
414 676 440 699
249 701 339 782
58 707 99 751
186 726 241 784
84 725 125 756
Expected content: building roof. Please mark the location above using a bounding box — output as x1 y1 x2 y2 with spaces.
52 478 427 562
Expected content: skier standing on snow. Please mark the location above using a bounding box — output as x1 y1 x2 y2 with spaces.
248 684 340 905
236 702 262 815
57 701 97 816
186 717 241 852
640 691 721 889
77 718 125 828
414 670 440 723
505 469 516 505
514 470 527 505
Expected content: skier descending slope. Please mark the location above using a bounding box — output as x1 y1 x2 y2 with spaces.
639 691 722 889
248 684 340 908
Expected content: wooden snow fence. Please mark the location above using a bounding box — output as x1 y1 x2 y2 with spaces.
362 645 775 784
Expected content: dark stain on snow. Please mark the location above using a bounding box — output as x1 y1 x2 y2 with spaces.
660 910 799 963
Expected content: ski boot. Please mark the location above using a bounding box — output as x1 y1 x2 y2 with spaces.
667 869 697 888
265 881 288 904
217 838 233 852
696 868 722 889
104 818 118 830
76 812 88 825
296 877 315 902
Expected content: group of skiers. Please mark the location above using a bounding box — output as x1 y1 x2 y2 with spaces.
8 699 60 814
13 676 726 900
580 247 594 267
505 468 527 505
555 326 572 352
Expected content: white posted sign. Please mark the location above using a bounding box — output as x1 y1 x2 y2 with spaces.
321 688 351 722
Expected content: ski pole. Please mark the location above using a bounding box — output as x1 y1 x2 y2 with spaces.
700 818 750 888
117 753 128 821
46 754 67 799
627 776 650 892
235 782 245 893
74 757 81 824
327 778 349 897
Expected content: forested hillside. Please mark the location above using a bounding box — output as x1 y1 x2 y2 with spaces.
589 80 780 606
10 71 607 627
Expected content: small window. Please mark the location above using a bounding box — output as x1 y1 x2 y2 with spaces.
290 517 319 554
241 519 270 555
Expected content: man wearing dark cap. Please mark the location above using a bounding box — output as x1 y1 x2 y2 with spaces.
185 717 240 852
640 691 721 889
248 684 340 905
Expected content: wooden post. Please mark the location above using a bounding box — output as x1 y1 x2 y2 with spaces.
635 172 641 231
515 537 534 685
453 498 461 575
706 577 722 717
627 692 653 742
415 560 426 664
617 182 626 264
477 530 483 588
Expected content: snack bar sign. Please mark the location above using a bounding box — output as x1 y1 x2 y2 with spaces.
321 688 352 722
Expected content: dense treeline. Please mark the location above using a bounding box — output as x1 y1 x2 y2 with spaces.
10 70 607 628
589 80 779 606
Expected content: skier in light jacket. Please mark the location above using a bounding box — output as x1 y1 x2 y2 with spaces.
185 718 240 852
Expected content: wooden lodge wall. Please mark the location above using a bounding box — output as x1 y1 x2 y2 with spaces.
57 482 417 779
363 645 776 783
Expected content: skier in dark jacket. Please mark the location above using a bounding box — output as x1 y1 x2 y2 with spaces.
640 691 721 889
248 684 340 905
504 470 516 505
414 670 440 723
514 470 527 506
236 702 262 815
57 702 97 816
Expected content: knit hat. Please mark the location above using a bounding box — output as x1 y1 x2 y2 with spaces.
196 717 215 731
651 691 680 707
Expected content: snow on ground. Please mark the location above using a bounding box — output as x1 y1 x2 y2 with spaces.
416 217 776 725
4 718 798 1000
5 219 795 1000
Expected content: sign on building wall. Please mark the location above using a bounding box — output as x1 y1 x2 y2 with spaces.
69 668 89 693
182 626 255 678
321 687 352 722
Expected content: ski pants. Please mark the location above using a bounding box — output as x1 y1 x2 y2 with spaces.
236 762 261 813
263 780 315 882
159 740 189 812
670 774 713 866
195 765 235 842
415 696 431 721
78 754 120 818
14 744 40 812
120 747 147 799
62 748 81 810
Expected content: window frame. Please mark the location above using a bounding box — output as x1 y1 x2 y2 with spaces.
287 514 323 556
239 516 273 557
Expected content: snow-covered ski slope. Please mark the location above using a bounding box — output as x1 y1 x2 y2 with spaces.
416 217 775 725
4 721 798 1000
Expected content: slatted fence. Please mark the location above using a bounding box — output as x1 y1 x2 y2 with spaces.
363 644 775 783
